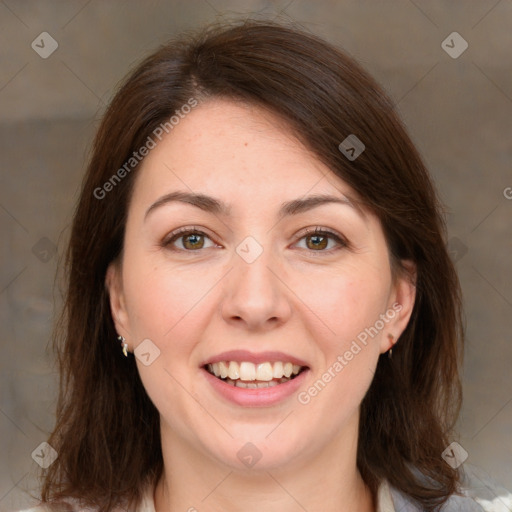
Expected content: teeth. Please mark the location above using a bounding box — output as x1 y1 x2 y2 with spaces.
256 362 273 381
272 361 283 378
240 361 256 380
226 378 283 388
227 361 240 380
219 361 229 379
206 361 304 381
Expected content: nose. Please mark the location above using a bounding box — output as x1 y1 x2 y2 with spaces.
221 241 292 331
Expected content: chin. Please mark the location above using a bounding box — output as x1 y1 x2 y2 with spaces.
202 431 308 473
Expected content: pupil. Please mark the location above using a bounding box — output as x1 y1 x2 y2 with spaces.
309 235 327 250
185 234 202 249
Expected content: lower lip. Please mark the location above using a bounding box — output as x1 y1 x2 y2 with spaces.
201 367 310 407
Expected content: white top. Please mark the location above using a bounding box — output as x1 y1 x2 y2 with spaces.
13 467 512 512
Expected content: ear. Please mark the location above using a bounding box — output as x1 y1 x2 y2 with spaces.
380 259 417 354
105 260 131 347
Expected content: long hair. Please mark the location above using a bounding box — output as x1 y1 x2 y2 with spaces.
38 19 464 512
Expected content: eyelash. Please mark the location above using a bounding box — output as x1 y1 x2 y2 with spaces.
161 226 348 255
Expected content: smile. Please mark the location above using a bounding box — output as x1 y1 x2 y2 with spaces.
204 361 306 388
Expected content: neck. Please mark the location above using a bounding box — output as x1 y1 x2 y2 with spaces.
153 415 375 512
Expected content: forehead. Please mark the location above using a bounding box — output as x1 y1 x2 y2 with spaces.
130 98 363 212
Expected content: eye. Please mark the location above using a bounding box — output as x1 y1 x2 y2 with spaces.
295 227 348 253
162 227 217 251
162 226 348 254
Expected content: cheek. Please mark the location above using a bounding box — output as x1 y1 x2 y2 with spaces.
294 274 386 425
121 255 221 418
292 267 389 404
295 265 390 344
122 253 222 343
320 275 389 380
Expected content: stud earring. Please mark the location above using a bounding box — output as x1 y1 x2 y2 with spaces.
118 335 128 357
387 333 395 359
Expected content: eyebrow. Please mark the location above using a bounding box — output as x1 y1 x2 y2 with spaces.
144 191 366 221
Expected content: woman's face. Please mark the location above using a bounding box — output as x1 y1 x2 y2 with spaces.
107 98 415 472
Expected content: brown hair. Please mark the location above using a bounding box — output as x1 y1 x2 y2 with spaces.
38 19 464 512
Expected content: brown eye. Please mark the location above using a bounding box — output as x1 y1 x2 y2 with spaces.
181 232 205 250
305 233 329 250
296 228 347 253
163 229 215 251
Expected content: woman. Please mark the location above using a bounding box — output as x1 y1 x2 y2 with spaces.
19 19 511 512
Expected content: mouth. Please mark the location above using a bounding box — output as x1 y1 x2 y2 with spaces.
202 361 308 389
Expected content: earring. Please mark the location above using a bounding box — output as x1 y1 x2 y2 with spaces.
118 335 128 357
387 333 394 359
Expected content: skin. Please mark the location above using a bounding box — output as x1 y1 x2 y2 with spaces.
106 98 416 512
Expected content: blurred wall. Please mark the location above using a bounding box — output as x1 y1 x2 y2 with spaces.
1 1 511 510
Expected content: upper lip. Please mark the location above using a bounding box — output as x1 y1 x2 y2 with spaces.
200 350 310 368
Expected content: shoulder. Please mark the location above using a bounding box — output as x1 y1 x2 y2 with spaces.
13 502 90 512
458 463 512 512
14 503 131 512
12 483 155 512
383 464 512 512
13 504 74 512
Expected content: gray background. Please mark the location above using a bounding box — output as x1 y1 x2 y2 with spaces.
1 1 511 510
